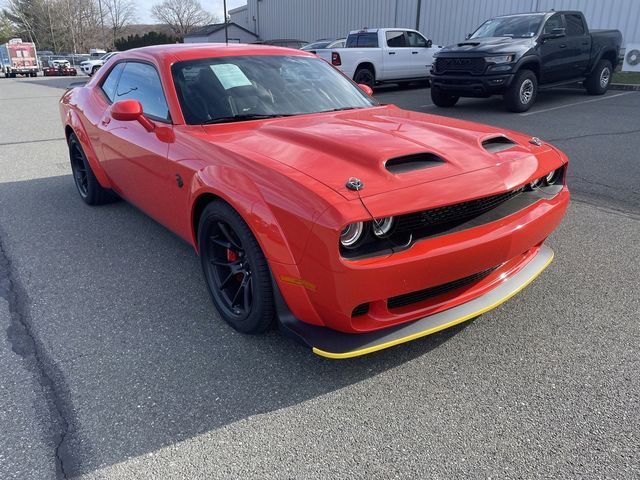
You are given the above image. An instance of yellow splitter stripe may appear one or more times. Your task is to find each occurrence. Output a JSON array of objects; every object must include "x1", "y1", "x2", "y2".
[{"x1": 313, "y1": 247, "x2": 554, "y2": 359}]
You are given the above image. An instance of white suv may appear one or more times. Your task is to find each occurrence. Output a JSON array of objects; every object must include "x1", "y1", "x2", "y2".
[{"x1": 80, "y1": 52, "x2": 117, "y2": 76}]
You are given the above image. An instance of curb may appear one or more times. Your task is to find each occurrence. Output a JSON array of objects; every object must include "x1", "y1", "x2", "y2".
[{"x1": 610, "y1": 83, "x2": 640, "y2": 91}]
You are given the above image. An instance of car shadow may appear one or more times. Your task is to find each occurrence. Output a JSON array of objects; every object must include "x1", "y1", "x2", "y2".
[{"x1": 0, "y1": 174, "x2": 471, "y2": 476}]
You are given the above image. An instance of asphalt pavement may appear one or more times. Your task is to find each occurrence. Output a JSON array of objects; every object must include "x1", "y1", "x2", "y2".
[{"x1": 0, "y1": 76, "x2": 638, "y2": 479}]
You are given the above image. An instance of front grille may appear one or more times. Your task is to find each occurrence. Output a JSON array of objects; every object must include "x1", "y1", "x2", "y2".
[
  {"x1": 396, "y1": 187, "x2": 524, "y2": 235},
  {"x1": 435, "y1": 57, "x2": 486, "y2": 75},
  {"x1": 387, "y1": 265, "x2": 499, "y2": 310}
]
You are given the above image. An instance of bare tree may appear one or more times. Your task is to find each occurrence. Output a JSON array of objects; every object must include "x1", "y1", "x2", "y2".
[
  {"x1": 103, "y1": 0, "x2": 136, "y2": 48},
  {"x1": 151, "y1": 0, "x2": 217, "y2": 38}
]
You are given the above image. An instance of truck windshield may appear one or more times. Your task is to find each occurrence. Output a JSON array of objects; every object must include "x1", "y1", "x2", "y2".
[
  {"x1": 172, "y1": 55, "x2": 376, "y2": 125},
  {"x1": 470, "y1": 15, "x2": 544, "y2": 39}
]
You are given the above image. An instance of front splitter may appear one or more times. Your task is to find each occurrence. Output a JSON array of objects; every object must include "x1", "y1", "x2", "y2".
[{"x1": 276, "y1": 245, "x2": 554, "y2": 359}]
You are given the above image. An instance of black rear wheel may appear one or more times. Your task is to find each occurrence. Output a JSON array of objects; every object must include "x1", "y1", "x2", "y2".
[
  {"x1": 354, "y1": 67, "x2": 375, "y2": 88},
  {"x1": 585, "y1": 60, "x2": 612, "y2": 95},
  {"x1": 198, "y1": 201, "x2": 274, "y2": 334},
  {"x1": 68, "y1": 133, "x2": 117, "y2": 205}
]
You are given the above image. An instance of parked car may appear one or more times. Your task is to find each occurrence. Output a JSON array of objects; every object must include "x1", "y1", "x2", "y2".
[
  {"x1": 59, "y1": 44, "x2": 569, "y2": 358},
  {"x1": 42, "y1": 57, "x2": 77, "y2": 76},
  {"x1": 80, "y1": 51, "x2": 117, "y2": 76},
  {"x1": 301, "y1": 38, "x2": 346, "y2": 53},
  {"x1": 316, "y1": 28, "x2": 441, "y2": 88},
  {"x1": 254, "y1": 39, "x2": 308, "y2": 49},
  {"x1": 430, "y1": 10, "x2": 622, "y2": 112}
]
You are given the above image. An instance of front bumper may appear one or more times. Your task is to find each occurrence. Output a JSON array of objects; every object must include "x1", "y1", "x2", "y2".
[
  {"x1": 431, "y1": 73, "x2": 515, "y2": 97},
  {"x1": 279, "y1": 244, "x2": 554, "y2": 359}
]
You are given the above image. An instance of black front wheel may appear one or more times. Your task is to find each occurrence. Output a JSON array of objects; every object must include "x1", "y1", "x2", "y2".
[
  {"x1": 354, "y1": 67, "x2": 375, "y2": 88},
  {"x1": 430, "y1": 86, "x2": 459, "y2": 107},
  {"x1": 198, "y1": 201, "x2": 274, "y2": 334},
  {"x1": 504, "y1": 70, "x2": 537, "y2": 112}
]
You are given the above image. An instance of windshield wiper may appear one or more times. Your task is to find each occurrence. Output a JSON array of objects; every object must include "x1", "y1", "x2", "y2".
[
  {"x1": 202, "y1": 114, "x2": 292, "y2": 125},
  {"x1": 323, "y1": 106, "x2": 366, "y2": 112}
]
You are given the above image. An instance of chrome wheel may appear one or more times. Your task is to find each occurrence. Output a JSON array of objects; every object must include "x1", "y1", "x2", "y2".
[
  {"x1": 520, "y1": 79, "x2": 534, "y2": 104},
  {"x1": 600, "y1": 67, "x2": 610, "y2": 88}
]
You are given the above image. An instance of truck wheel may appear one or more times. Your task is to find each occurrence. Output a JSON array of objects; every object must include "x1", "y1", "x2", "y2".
[
  {"x1": 68, "y1": 133, "x2": 117, "y2": 205},
  {"x1": 585, "y1": 60, "x2": 612, "y2": 95},
  {"x1": 91, "y1": 66, "x2": 99, "y2": 76},
  {"x1": 354, "y1": 67, "x2": 375, "y2": 88},
  {"x1": 504, "y1": 70, "x2": 537, "y2": 112},
  {"x1": 430, "y1": 86, "x2": 459, "y2": 107}
]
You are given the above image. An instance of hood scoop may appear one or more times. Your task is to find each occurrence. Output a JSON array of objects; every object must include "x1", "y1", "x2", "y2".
[
  {"x1": 457, "y1": 42, "x2": 480, "y2": 47},
  {"x1": 385, "y1": 153, "x2": 444, "y2": 174},
  {"x1": 482, "y1": 136, "x2": 517, "y2": 153}
]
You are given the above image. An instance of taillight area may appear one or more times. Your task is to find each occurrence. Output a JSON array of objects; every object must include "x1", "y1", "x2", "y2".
[{"x1": 332, "y1": 52, "x2": 342, "y2": 66}]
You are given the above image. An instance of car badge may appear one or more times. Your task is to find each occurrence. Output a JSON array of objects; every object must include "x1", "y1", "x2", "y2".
[{"x1": 529, "y1": 137, "x2": 542, "y2": 146}]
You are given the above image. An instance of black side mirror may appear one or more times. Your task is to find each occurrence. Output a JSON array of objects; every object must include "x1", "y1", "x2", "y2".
[
  {"x1": 465, "y1": 33, "x2": 471, "y2": 40},
  {"x1": 426, "y1": 39, "x2": 433, "y2": 48},
  {"x1": 542, "y1": 27, "x2": 566, "y2": 40}
]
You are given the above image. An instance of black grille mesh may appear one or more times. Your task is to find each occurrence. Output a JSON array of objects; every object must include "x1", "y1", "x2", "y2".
[
  {"x1": 387, "y1": 265, "x2": 499, "y2": 310},
  {"x1": 435, "y1": 57, "x2": 486, "y2": 74},
  {"x1": 396, "y1": 187, "x2": 524, "y2": 234}
]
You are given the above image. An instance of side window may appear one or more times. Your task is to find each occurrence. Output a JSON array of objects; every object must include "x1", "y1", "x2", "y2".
[
  {"x1": 386, "y1": 31, "x2": 406, "y2": 48},
  {"x1": 115, "y1": 62, "x2": 170, "y2": 121},
  {"x1": 543, "y1": 14, "x2": 563, "y2": 34},
  {"x1": 101, "y1": 62, "x2": 124, "y2": 102},
  {"x1": 565, "y1": 14, "x2": 585, "y2": 36},
  {"x1": 406, "y1": 31, "x2": 427, "y2": 48}
]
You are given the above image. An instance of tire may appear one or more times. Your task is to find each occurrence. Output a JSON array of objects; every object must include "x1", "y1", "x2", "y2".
[
  {"x1": 354, "y1": 66, "x2": 375, "y2": 88},
  {"x1": 91, "y1": 66, "x2": 99, "y2": 76},
  {"x1": 584, "y1": 59, "x2": 612, "y2": 95},
  {"x1": 67, "y1": 133, "x2": 117, "y2": 205},
  {"x1": 504, "y1": 69, "x2": 537, "y2": 112},
  {"x1": 430, "y1": 86, "x2": 459, "y2": 107},
  {"x1": 198, "y1": 200, "x2": 274, "y2": 334}
]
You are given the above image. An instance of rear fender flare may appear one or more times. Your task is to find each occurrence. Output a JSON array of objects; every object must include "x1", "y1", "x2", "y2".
[{"x1": 64, "y1": 109, "x2": 113, "y2": 188}]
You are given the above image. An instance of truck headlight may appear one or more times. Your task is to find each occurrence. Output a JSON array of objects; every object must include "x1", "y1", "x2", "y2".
[{"x1": 485, "y1": 54, "x2": 515, "y2": 63}]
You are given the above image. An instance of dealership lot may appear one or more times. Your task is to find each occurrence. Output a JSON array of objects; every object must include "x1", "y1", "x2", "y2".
[{"x1": 0, "y1": 76, "x2": 638, "y2": 479}]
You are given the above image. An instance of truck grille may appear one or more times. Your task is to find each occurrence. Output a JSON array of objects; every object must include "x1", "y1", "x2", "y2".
[
  {"x1": 434, "y1": 57, "x2": 486, "y2": 75},
  {"x1": 387, "y1": 265, "x2": 499, "y2": 309}
]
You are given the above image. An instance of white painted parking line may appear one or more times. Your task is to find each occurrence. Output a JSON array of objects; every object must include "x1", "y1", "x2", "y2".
[{"x1": 520, "y1": 92, "x2": 635, "y2": 116}]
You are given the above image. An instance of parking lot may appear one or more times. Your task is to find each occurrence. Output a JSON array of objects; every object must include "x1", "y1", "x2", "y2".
[{"x1": 0, "y1": 76, "x2": 638, "y2": 479}]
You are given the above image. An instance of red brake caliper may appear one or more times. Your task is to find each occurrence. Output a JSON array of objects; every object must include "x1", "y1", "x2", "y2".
[{"x1": 226, "y1": 249, "x2": 238, "y2": 262}]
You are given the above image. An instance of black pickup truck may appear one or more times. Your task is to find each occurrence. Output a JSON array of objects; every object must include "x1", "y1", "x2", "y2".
[{"x1": 430, "y1": 11, "x2": 622, "y2": 112}]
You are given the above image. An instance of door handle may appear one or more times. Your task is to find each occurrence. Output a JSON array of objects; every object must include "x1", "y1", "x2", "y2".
[
  {"x1": 582, "y1": 41, "x2": 589, "y2": 45},
  {"x1": 412, "y1": 51, "x2": 419, "y2": 54},
  {"x1": 559, "y1": 44, "x2": 567, "y2": 48},
  {"x1": 388, "y1": 51, "x2": 396, "y2": 55}
]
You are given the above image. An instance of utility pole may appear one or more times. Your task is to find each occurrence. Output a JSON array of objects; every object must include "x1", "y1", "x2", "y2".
[{"x1": 223, "y1": 0, "x2": 228, "y2": 44}]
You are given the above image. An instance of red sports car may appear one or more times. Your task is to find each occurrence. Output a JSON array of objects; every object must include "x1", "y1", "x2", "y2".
[{"x1": 59, "y1": 44, "x2": 569, "y2": 359}]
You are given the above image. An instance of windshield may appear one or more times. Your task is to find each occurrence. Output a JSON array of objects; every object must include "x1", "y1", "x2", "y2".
[
  {"x1": 470, "y1": 15, "x2": 544, "y2": 39},
  {"x1": 301, "y1": 41, "x2": 332, "y2": 51},
  {"x1": 172, "y1": 55, "x2": 376, "y2": 125}
]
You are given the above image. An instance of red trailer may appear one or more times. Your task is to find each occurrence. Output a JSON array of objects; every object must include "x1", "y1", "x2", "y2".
[{"x1": 1, "y1": 39, "x2": 39, "y2": 77}]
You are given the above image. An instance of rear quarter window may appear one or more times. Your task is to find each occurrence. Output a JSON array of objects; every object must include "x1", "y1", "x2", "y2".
[
  {"x1": 346, "y1": 33, "x2": 379, "y2": 48},
  {"x1": 100, "y1": 62, "x2": 124, "y2": 102},
  {"x1": 565, "y1": 14, "x2": 586, "y2": 36}
]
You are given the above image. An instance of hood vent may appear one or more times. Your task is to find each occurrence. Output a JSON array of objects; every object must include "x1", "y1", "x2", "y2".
[
  {"x1": 385, "y1": 153, "x2": 444, "y2": 174},
  {"x1": 457, "y1": 42, "x2": 480, "y2": 47},
  {"x1": 482, "y1": 136, "x2": 517, "y2": 153}
]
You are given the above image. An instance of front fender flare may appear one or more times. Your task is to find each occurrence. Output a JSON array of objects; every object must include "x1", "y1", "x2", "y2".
[{"x1": 65, "y1": 109, "x2": 112, "y2": 189}]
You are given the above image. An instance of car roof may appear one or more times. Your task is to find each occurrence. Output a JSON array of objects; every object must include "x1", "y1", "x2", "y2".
[{"x1": 119, "y1": 43, "x2": 315, "y2": 63}]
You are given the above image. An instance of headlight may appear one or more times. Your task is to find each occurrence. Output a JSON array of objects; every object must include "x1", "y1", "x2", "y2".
[
  {"x1": 545, "y1": 168, "x2": 561, "y2": 185},
  {"x1": 529, "y1": 178, "x2": 542, "y2": 189},
  {"x1": 485, "y1": 54, "x2": 515, "y2": 63},
  {"x1": 340, "y1": 222, "x2": 364, "y2": 248},
  {"x1": 372, "y1": 217, "x2": 395, "y2": 238}
]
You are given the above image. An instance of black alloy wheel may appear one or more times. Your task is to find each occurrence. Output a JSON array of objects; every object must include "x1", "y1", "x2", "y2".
[
  {"x1": 199, "y1": 201, "x2": 274, "y2": 333},
  {"x1": 69, "y1": 137, "x2": 89, "y2": 198}
]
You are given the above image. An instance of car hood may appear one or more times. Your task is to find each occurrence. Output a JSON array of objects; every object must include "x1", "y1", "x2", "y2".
[
  {"x1": 440, "y1": 36, "x2": 534, "y2": 54},
  {"x1": 201, "y1": 105, "x2": 552, "y2": 199}
]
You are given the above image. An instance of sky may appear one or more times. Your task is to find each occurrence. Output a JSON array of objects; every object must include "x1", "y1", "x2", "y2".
[{"x1": 134, "y1": 0, "x2": 247, "y2": 24}]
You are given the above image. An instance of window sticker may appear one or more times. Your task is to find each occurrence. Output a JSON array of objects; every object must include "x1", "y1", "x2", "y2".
[{"x1": 210, "y1": 64, "x2": 252, "y2": 89}]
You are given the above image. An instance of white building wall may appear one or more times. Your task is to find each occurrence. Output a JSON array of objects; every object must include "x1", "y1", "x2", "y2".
[{"x1": 233, "y1": 0, "x2": 640, "y2": 46}]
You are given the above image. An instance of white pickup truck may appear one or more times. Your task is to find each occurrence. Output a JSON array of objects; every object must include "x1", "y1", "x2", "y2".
[{"x1": 316, "y1": 28, "x2": 441, "y2": 87}]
